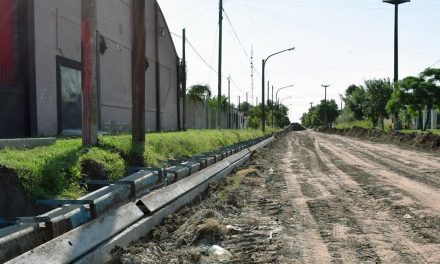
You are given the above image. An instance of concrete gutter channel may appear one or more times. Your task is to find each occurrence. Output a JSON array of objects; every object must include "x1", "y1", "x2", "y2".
[{"x1": 1, "y1": 127, "x2": 291, "y2": 263}]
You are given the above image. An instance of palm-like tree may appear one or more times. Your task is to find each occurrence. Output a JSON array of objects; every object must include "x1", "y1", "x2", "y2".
[{"x1": 187, "y1": 84, "x2": 211, "y2": 103}]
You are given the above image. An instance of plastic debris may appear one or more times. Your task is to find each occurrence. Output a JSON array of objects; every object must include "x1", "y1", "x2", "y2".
[
  {"x1": 403, "y1": 213, "x2": 412, "y2": 219},
  {"x1": 269, "y1": 167, "x2": 274, "y2": 175},
  {"x1": 226, "y1": 225, "x2": 242, "y2": 233},
  {"x1": 208, "y1": 245, "x2": 233, "y2": 261}
]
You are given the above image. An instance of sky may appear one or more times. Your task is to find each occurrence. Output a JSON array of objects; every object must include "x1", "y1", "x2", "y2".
[{"x1": 157, "y1": 0, "x2": 440, "y2": 122}]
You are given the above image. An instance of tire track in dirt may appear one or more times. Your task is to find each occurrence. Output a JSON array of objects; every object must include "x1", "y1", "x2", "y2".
[
  {"x1": 111, "y1": 131, "x2": 439, "y2": 264},
  {"x1": 315, "y1": 134, "x2": 440, "y2": 213},
  {"x1": 313, "y1": 132, "x2": 440, "y2": 189},
  {"x1": 302, "y1": 131, "x2": 439, "y2": 263},
  {"x1": 279, "y1": 136, "x2": 333, "y2": 264},
  {"x1": 314, "y1": 132, "x2": 440, "y2": 170},
  {"x1": 288, "y1": 133, "x2": 382, "y2": 263}
]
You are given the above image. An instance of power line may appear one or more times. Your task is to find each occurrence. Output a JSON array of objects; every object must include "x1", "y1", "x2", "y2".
[
  {"x1": 222, "y1": 8, "x2": 261, "y2": 78},
  {"x1": 428, "y1": 58, "x2": 440, "y2": 69},
  {"x1": 170, "y1": 31, "x2": 246, "y2": 95}
]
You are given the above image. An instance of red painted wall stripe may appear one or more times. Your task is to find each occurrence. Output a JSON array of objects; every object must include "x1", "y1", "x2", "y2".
[{"x1": 0, "y1": 0, "x2": 14, "y2": 69}]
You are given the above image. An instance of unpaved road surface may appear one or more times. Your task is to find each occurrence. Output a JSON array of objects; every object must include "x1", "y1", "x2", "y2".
[{"x1": 113, "y1": 131, "x2": 440, "y2": 264}]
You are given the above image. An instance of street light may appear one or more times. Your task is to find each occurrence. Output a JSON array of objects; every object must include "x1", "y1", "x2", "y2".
[
  {"x1": 273, "y1": 84, "x2": 293, "y2": 128},
  {"x1": 275, "y1": 85, "x2": 294, "y2": 103},
  {"x1": 321, "y1": 84, "x2": 330, "y2": 128},
  {"x1": 262, "y1": 47, "x2": 295, "y2": 132},
  {"x1": 280, "y1": 96, "x2": 292, "y2": 104},
  {"x1": 277, "y1": 96, "x2": 292, "y2": 128},
  {"x1": 383, "y1": 0, "x2": 410, "y2": 130}
]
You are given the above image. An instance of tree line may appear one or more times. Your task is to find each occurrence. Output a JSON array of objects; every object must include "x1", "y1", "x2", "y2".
[
  {"x1": 186, "y1": 84, "x2": 291, "y2": 129},
  {"x1": 301, "y1": 68, "x2": 440, "y2": 131}
]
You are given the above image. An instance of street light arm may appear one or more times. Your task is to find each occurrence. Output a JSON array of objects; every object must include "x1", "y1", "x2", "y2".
[
  {"x1": 276, "y1": 85, "x2": 294, "y2": 101},
  {"x1": 280, "y1": 96, "x2": 293, "y2": 104},
  {"x1": 264, "y1": 47, "x2": 295, "y2": 63}
]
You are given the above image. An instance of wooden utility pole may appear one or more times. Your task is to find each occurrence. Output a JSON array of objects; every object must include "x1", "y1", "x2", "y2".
[
  {"x1": 131, "y1": 0, "x2": 146, "y2": 162},
  {"x1": 154, "y1": 1, "x2": 161, "y2": 132},
  {"x1": 81, "y1": 0, "x2": 98, "y2": 147},
  {"x1": 228, "y1": 76, "x2": 231, "y2": 129},
  {"x1": 217, "y1": 0, "x2": 223, "y2": 129},
  {"x1": 182, "y1": 28, "x2": 187, "y2": 131}
]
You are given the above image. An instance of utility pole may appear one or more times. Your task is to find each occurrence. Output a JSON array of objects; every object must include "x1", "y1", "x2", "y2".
[
  {"x1": 228, "y1": 75, "x2": 231, "y2": 129},
  {"x1": 238, "y1": 96, "x2": 241, "y2": 110},
  {"x1": 267, "y1": 81, "x2": 270, "y2": 105},
  {"x1": 217, "y1": 0, "x2": 223, "y2": 129},
  {"x1": 310, "y1": 102, "x2": 313, "y2": 108},
  {"x1": 262, "y1": 59, "x2": 265, "y2": 132},
  {"x1": 154, "y1": 1, "x2": 161, "y2": 132},
  {"x1": 246, "y1": 92, "x2": 248, "y2": 103},
  {"x1": 256, "y1": 97, "x2": 258, "y2": 105},
  {"x1": 251, "y1": 46, "x2": 254, "y2": 105},
  {"x1": 384, "y1": 0, "x2": 409, "y2": 130},
  {"x1": 81, "y1": 0, "x2": 98, "y2": 147},
  {"x1": 322, "y1": 84, "x2": 330, "y2": 128},
  {"x1": 271, "y1": 85, "x2": 274, "y2": 127},
  {"x1": 182, "y1": 28, "x2": 187, "y2": 131},
  {"x1": 131, "y1": 0, "x2": 146, "y2": 162}
]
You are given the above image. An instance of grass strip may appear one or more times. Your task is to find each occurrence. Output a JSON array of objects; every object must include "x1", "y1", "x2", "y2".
[{"x1": 0, "y1": 129, "x2": 269, "y2": 199}]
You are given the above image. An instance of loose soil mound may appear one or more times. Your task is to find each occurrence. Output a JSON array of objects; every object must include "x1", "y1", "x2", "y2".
[
  {"x1": 0, "y1": 167, "x2": 50, "y2": 221},
  {"x1": 317, "y1": 126, "x2": 440, "y2": 152},
  {"x1": 290, "y1": 122, "x2": 306, "y2": 131}
]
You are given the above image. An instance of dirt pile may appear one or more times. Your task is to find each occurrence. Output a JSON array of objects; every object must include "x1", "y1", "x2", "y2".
[
  {"x1": 317, "y1": 126, "x2": 440, "y2": 152},
  {"x1": 289, "y1": 122, "x2": 306, "y2": 131}
]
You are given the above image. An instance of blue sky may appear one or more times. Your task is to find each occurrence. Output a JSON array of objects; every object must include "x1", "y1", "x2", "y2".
[{"x1": 157, "y1": 0, "x2": 440, "y2": 122}]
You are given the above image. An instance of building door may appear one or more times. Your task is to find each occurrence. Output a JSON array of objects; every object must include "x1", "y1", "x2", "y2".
[{"x1": 56, "y1": 56, "x2": 82, "y2": 135}]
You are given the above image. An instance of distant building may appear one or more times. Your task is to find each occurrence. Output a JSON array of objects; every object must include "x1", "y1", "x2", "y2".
[{"x1": 0, "y1": 0, "x2": 180, "y2": 138}]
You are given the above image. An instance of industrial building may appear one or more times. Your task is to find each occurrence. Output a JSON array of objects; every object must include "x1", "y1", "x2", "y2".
[{"x1": 0, "y1": 0, "x2": 180, "y2": 138}]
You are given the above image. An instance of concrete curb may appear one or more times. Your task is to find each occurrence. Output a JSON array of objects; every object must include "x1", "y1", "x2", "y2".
[
  {"x1": 0, "y1": 138, "x2": 56, "y2": 149},
  {"x1": 1, "y1": 133, "x2": 277, "y2": 263},
  {"x1": 75, "y1": 137, "x2": 272, "y2": 263}
]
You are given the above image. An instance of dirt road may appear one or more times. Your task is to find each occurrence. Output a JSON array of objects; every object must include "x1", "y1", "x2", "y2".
[{"x1": 113, "y1": 131, "x2": 440, "y2": 264}]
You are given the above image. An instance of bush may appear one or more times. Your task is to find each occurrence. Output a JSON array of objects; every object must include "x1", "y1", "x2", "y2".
[{"x1": 247, "y1": 116, "x2": 261, "y2": 129}]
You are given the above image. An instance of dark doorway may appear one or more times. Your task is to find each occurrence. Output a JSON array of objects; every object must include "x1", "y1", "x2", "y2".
[
  {"x1": 0, "y1": 84, "x2": 27, "y2": 138},
  {"x1": 56, "y1": 56, "x2": 82, "y2": 135}
]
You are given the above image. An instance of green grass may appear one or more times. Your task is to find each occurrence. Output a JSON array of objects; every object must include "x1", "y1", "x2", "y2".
[
  {"x1": 335, "y1": 120, "x2": 373, "y2": 129},
  {"x1": 400, "y1": 129, "x2": 440, "y2": 135},
  {"x1": 0, "y1": 129, "x2": 269, "y2": 199},
  {"x1": 0, "y1": 139, "x2": 84, "y2": 198},
  {"x1": 99, "y1": 129, "x2": 267, "y2": 167}
]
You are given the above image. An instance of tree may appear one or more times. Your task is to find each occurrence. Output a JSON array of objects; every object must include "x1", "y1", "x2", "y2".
[
  {"x1": 208, "y1": 95, "x2": 228, "y2": 111},
  {"x1": 396, "y1": 73, "x2": 440, "y2": 131},
  {"x1": 301, "y1": 106, "x2": 321, "y2": 128},
  {"x1": 343, "y1": 84, "x2": 367, "y2": 120},
  {"x1": 247, "y1": 116, "x2": 261, "y2": 129},
  {"x1": 239, "y1": 101, "x2": 251, "y2": 116},
  {"x1": 187, "y1": 84, "x2": 211, "y2": 103},
  {"x1": 397, "y1": 76, "x2": 426, "y2": 130},
  {"x1": 317, "y1": 99, "x2": 340, "y2": 128},
  {"x1": 420, "y1": 68, "x2": 440, "y2": 130},
  {"x1": 364, "y1": 79, "x2": 393, "y2": 130}
]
